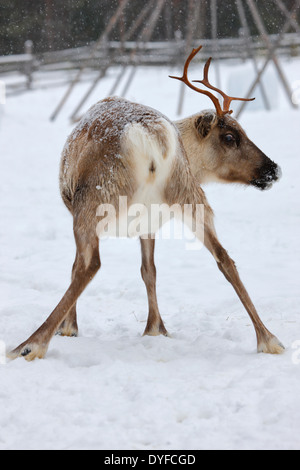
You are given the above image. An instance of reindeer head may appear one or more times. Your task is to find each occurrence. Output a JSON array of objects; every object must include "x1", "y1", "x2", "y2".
[{"x1": 170, "y1": 46, "x2": 281, "y2": 190}]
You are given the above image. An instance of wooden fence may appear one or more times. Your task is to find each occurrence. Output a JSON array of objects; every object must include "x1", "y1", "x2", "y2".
[{"x1": 1, "y1": 34, "x2": 299, "y2": 95}]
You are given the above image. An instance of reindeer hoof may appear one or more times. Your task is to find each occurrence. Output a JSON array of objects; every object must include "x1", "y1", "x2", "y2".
[
  {"x1": 56, "y1": 318, "x2": 78, "y2": 337},
  {"x1": 143, "y1": 322, "x2": 170, "y2": 337},
  {"x1": 257, "y1": 335, "x2": 285, "y2": 355},
  {"x1": 56, "y1": 326, "x2": 78, "y2": 337},
  {"x1": 7, "y1": 342, "x2": 48, "y2": 361}
]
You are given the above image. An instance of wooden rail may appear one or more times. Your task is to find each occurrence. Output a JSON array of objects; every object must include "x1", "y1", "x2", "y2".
[{"x1": 1, "y1": 34, "x2": 299, "y2": 95}]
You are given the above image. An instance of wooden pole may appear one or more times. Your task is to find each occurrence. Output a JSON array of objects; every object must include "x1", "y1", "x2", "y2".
[
  {"x1": 50, "y1": 0, "x2": 130, "y2": 121},
  {"x1": 70, "y1": 0, "x2": 166, "y2": 121},
  {"x1": 123, "y1": 2, "x2": 153, "y2": 41},
  {"x1": 107, "y1": 1, "x2": 154, "y2": 97},
  {"x1": 272, "y1": 0, "x2": 300, "y2": 33},
  {"x1": 140, "y1": 0, "x2": 166, "y2": 42},
  {"x1": 24, "y1": 40, "x2": 34, "y2": 90},
  {"x1": 236, "y1": 0, "x2": 300, "y2": 117},
  {"x1": 235, "y1": 0, "x2": 271, "y2": 111},
  {"x1": 246, "y1": 0, "x2": 297, "y2": 110},
  {"x1": 120, "y1": 0, "x2": 167, "y2": 97}
]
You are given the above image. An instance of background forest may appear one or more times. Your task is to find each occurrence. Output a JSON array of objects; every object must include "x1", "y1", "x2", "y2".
[{"x1": 0, "y1": 0, "x2": 299, "y2": 55}]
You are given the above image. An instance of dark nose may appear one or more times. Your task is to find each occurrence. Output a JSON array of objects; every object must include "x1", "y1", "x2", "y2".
[{"x1": 251, "y1": 159, "x2": 282, "y2": 190}]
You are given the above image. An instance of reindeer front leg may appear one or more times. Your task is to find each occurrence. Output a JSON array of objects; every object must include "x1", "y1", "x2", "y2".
[
  {"x1": 165, "y1": 164, "x2": 284, "y2": 354},
  {"x1": 203, "y1": 226, "x2": 285, "y2": 354}
]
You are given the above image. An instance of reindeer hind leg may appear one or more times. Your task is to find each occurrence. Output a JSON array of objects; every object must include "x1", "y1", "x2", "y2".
[
  {"x1": 140, "y1": 237, "x2": 169, "y2": 337},
  {"x1": 8, "y1": 208, "x2": 101, "y2": 361},
  {"x1": 56, "y1": 252, "x2": 80, "y2": 337}
]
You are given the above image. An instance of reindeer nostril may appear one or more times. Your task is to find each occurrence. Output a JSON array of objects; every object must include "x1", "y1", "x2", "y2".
[
  {"x1": 251, "y1": 161, "x2": 281, "y2": 190},
  {"x1": 263, "y1": 162, "x2": 280, "y2": 180}
]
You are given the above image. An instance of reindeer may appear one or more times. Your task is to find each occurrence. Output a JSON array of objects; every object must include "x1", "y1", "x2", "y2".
[{"x1": 9, "y1": 46, "x2": 284, "y2": 361}]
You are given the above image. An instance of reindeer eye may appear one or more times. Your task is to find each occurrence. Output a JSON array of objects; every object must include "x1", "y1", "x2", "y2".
[
  {"x1": 224, "y1": 133, "x2": 235, "y2": 143},
  {"x1": 220, "y1": 131, "x2": 240, "y2": 147}
]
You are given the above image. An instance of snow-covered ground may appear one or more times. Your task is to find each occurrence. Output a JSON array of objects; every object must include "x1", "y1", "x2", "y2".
[{"x1": 0, "y1": 57, "x2": 300, "y2": 450}]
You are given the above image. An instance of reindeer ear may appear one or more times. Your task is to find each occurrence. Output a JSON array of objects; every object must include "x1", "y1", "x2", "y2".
[{"x1": 195, "y1": 113, "x2": 216, "y2": 138}]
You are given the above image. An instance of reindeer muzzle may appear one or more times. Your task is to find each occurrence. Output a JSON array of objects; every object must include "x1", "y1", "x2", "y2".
[{"x1": 251, "y1": 160, "x2": 282, "y2": 191}]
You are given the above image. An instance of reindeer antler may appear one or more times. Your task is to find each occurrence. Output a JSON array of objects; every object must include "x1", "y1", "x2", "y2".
[{"x1": 169, "y1": 45, "x2": 255, "y2": 116}]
